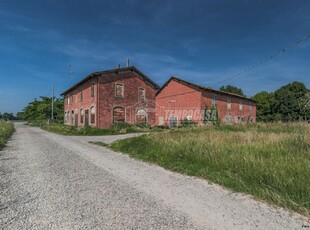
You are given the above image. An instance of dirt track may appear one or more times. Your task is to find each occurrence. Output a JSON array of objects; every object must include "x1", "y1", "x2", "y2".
[{"x1": 0, "y1": 123, "x2": 307, "y2": 229}]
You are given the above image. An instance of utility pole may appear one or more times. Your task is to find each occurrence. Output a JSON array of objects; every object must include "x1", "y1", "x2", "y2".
[{"x1": 51, "y1": 85, "x2": 54, "y2": 122}]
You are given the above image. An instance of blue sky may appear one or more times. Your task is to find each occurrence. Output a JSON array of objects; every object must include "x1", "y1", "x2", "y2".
[{"x1": 1, "y1": 0, "x2": 310, "y2": 114}]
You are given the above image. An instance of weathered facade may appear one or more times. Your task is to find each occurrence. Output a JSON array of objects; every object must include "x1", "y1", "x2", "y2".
[
  {"x1": 62, "y1": 66, "x2": 160, "y2": 128},
  {"x1": 156, "y1": 77, "x2": 256, "y2": 126}
]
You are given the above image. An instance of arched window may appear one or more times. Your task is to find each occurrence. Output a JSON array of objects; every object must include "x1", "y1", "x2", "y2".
[
  {"x1": 80, "y1": 109, "x2": 84, "y2": 124},
  {"x1": 136, "y1": 109, "x2": 147, "y2": 124},
  {"x1": 90, "y1": 106, "x2": 95, "y2": 124},
  {"x1": 113, "y1": 107, "x2": 125, "y2": 123}
]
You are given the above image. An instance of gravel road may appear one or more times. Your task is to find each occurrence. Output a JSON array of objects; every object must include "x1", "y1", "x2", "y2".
[{"x1": 0, "y1": 123, "x2": 307, "y2": 229}]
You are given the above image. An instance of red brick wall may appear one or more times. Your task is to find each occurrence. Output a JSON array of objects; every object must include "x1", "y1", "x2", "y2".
[
  {"x1": 64, "y1": 78, "x2": 98, "y2": 127},
  {"x1": 201, "y1": 91, "x2": 256, "y2": 123},
  {"x1": 64, "y1": 70, "x2": 157, "y2": 128},
  {"x1": 97, "y1": 71, "x2": 157, "y2": 128},
  {"x1": 155, "y1": 79, "x2": 256, "y2": 126},
  {"x1": 156, "y1": 80, "x2": 202, "y2": 126}
]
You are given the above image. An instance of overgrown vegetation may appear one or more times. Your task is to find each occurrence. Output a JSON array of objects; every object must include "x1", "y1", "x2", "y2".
[
  {"x1": 106, "y1": 123, "x2": 310, "y2": 215},
  {"x1": 17, "y1": 96, "x2": 64, "y2": 124},
  {"x1": 41, "y1": 123, "x2": 166, "y2": 136},
  {"x1": 252, "y1": 81, "x2": 310, "y2": 122},
  {"x1": 0, "y1": 120, "x2": 15, "y2": 150}
]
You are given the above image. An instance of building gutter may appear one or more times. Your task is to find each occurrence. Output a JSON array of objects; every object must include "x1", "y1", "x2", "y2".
[{"x1": 96, "y1": 76, "x2": 99, "y2": 128}]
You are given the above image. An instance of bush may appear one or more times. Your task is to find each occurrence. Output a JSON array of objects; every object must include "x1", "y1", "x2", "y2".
[
  {"x1": 0, "y1": 120, "x2": 15, "y2": 150},
  {"x1": 180, "y1": 118, "x2": 197, "y2": 128}
]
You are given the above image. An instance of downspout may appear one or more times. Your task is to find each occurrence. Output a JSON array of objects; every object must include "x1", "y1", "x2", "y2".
[{"x1": 96, "y1": 76, "x2": 99, "y2": 128}]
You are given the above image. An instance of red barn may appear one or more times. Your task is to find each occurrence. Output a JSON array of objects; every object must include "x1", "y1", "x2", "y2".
[
  {"x1": 61, "y1": 66, "x2": 160, "y2": 128},
  {"x1": 156, "y1": 77, "x2": 256, "y2": 127}
]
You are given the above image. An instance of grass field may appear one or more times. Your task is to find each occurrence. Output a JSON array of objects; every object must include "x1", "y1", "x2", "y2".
[
  {"x1": 41, "y1": 123, "x2": 166, "y2": 136},
  {"x1": 105, "y1": 123, "x2": 310, "y2": 215},
  {"x1": 0, "y1": 120, "x2": 15, "y2": 150}
]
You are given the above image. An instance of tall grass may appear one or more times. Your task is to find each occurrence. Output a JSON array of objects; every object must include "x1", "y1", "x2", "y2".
[
  {"x1": 0, "y1": 120, "x2": 15, "y2": 150},
  {"x1": 41, "y1": 123, "x2": 166, "y2": 136},
  {"x1": 110, "y1": 123, "x2": 310, "y2": 215}
]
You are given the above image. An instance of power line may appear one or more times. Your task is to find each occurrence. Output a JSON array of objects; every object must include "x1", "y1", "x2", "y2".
[{"x1": 213, "y1": 33, "x2": 310, "y2": 87}]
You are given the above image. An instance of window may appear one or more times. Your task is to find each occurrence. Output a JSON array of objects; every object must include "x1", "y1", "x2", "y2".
[
  {"x1": 80, "y1": 91, "x2": 83, "y2": 102},
  {"x1": 239, "y1": 101, "x2": 243, "y2": 111},
  {"x1": 138, "y1": 88, "x2": 146, "y2": 102},
  {"x1": 67, "y1": 111, "x2": 70, "y2": 124},
  {"x1": 115, "y1": 83, "x2": 124, "y2": 98},
  {"x1": 80, "y1": 109, "x2": 84, "y2": 124},
  {"x1": 113, "y1": 107, "x2": 125, "y2": 123},
  {"x1": 169, "y1": 116, "x2": 178, "y2": 128},
  {"x1": 136, "y1": 109, "x2": 147, "y2": 124},
  {"x1": 158, "y1": 117, "x2": 164, "y2": 126},
  {"x1": 224, "y1": 115, "x2": 233, "y2": 124},
  {"x1": 71, "y1": 95, "x2": 74, "y2": 104},
  {"x1": 212, "y1": 95, "x2": 217, "y2": 106},
  {"x1": 90, "y1": 106, "x2": 95, "y2": 124},
  {"x1": 71, "y1": 111, "x2": 74, "y2": 124},
  {"x1": 91, "y1": 84, "x2": 95, "y2": 97},
  {"x1": 249, "y1": 104, "x2": 252, "y2": 112},
  {"x1": 227, "y1": 97, "x2": 231, "y2": 110}
]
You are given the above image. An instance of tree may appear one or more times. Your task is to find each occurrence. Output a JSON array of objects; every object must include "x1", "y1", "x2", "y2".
[
  {"x1": 273, "y1": 81, "x2": 309, "y2": 122},
  {"x1": 1, "y1": 113, "x2": 16, "y2": 120},
  {"x1": 252, "y1": 91, "x2": 275, "y2": 122},
  {"x1": 219, "y1": 85, "x2": 246, "y2": 97},
  {"x1": 20, "y1": 96, "x2": 64, "y2": 123}
]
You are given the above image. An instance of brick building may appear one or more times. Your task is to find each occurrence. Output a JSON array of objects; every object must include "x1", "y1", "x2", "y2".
[
  {"x1": 156, "y1": 77, "x2": 256, "y2": 127},
  {"x1": 61, "y1": 66, "x2": 160, "y2": 128}
]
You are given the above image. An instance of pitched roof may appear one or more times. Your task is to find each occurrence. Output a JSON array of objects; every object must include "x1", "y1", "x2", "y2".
[
  {"x1": 157, "y1": 76, "x2": 256, "y2": 103},
  {"x1": 61, "y1": 66, "x2": 160, "y2": 95}
]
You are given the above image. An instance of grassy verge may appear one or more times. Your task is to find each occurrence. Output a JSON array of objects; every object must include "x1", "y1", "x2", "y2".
[
  {"x1": 41, "y1": 123, "x2": 167, "y2": 136},
  {"x1": 103, "y1": 122, "x2": 310, "y2": 215},
  {"x1": 0, "y1": 120, "x2": 15, "y2": 150}
]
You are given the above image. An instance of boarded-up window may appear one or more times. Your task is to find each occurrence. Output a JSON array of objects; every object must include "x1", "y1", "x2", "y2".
[
  {"x1": 239, "y1": 101, "x2": 243, "y2": 111},
  {"x1": 91, "y1": 84, "x2": 95, "y2": 97},
  {"x1": 80, "y1": 109, "x2": 84, "y2": 124},
  {"x1": 249, "y1": 104, "x2": 252, "y2": 112},
  {"x1": 80, "y1": 91, "x2": 83, "y2": 101},
  {"x1": 90, "y1": 106, "x2": 95, "y2": 124},
  {"x1": 169, "y1": 116, "x2": 178, "y2": 128},
  {"x1": 224, "y1": 115, "x2": 233, "y2": 124},
  {"x1": 64, "y1": 112, "x2": 67, "y2": 123},
  {"x1": 113, "y1": 107, "x2": 125, "y2": 123},
  {"x1": 227, "y1": 97, "x2": 231, "y2": 110},
  {"x1": 67, "y1": 112, "x2": 70, "y2": 124},
  {"x1": 115, "y1": 83, "x2": 124, "y2": 98},
  {"x1": 136, "y1": 109, "x2": 147, "y2": 124},
  {"x1": 138, "y1": 88, "x2": 146, "y2": 102},
  {"x1": 158, "y1": 117, "x2": 164, "y2": 126}
]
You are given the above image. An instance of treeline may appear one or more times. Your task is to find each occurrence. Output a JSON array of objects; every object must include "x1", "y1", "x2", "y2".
[
  {"x1": 0, "y1": 113, "x2": 17, "y2": 120},
  {"x1": 17, "y1": 97, "x2": 64, "y2": 123},
  {"x1": 252, "y1": 81, "x2": 310, "y2": 122}
]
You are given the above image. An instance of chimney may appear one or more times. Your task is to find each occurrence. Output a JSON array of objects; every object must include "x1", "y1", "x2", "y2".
[{"x1": 126, "y1": 58, "x2": 130, "y2": 67}]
